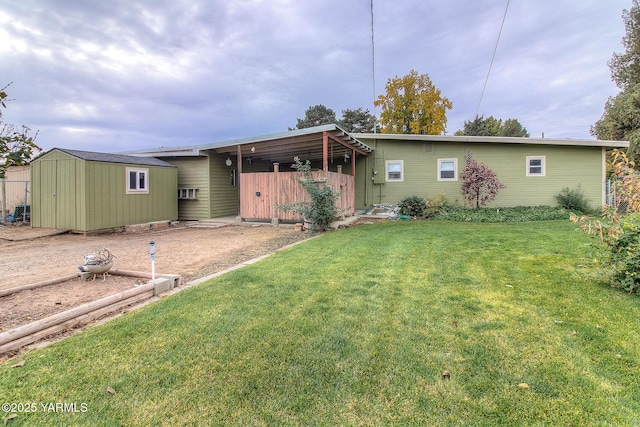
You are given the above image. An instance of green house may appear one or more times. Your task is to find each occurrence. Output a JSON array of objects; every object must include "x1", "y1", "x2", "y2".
[
  {"x1": 128, "y1": 126, "x2": 628, "y2": 221},
  {"x1": 31, "y1": 148, "x2": 178, "y2": 232},
  {"x1": 353, "y1": 134, "x2": 629, "y2": 210}
]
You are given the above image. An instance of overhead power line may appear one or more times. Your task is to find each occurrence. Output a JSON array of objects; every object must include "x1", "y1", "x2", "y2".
[
  {"x1": 370, "y1": 0, "x2": 377, "y2": 133},
  {"x1": 475, "y1": 0, "x2": 511, "y2": 117}
]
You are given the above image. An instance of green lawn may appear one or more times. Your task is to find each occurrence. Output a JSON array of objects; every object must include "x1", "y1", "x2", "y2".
[{"x1": 2, "y1": 220, "x2": 640, "y2": 426}]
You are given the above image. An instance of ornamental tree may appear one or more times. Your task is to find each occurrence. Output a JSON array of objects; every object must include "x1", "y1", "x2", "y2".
[
  {"x1": 460, "y1": 153, "x2": 506, "y2": 208},
  {"x1": 0, "y1": 83, "x2": 40, "y2": 178}
]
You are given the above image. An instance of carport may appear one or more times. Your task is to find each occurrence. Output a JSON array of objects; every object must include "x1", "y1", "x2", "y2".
[{"x1": 211, "y1": 125, "x2": 372, "y2": 221}]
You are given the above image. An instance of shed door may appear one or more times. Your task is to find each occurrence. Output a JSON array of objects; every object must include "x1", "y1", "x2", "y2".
[{"x1": 39, "y1": 159, "x2": 77, "y2": 229}]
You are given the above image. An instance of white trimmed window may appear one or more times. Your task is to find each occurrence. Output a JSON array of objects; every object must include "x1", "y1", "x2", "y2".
[
  {"x1": 438, "y1": 158, "x2": 458, "y2": 181},
  {"x1": 526, "y1": 156, "x2": 545, "y2": 176},
  {"x1": 386, "y1": 160, "x2": 404, "y2": 182},
  {"x1": 126, "y1": 167, "x2": 149, "y2": 194}
]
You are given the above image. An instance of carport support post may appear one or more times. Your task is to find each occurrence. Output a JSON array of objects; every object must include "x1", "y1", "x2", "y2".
[
  {"x1": 272, "y1": 162, "x2": 280, "y2": 225},
  {"x1": 322, "y1": 132, "x2": 329, "y2": 173},
  {"x1": 236, "y1": 145, "x2": 243, "y2": 175},
  {"x1": 351, "y1": 148, "x2": 356, "y2": 176}
]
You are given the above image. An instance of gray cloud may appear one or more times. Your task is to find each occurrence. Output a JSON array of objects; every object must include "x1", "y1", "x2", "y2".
[{"x1": 0, "y1": 0, "x2": 630, "y2": 152}]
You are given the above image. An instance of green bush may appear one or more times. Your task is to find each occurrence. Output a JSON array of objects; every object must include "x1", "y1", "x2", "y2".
[
  {"x1": 555, "y1": 186, "x2": 591, "y2": 213},
  {"x1": 277, "y1": 157, "x2": 340, "y2": 232},
  {"x1": 572, "y1": 150, "x2": 640, "y2": 295},
  {"x1": 433, "y1": 206, "x2": 571, "y2": 222},
  {"x1": 597, "y1": 213, "x2": 640, "y2": 293},
  {"x1": 429, "y1": 192, "x2": 451, "y2": 209},
  {"x1": 397, "y1": 196, "x2": 427, "y2": 217}
]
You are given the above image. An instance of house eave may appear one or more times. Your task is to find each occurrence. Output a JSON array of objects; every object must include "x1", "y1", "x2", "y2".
[{"x1": 355, "y1": 133, "x2": 630, "y2": 148}]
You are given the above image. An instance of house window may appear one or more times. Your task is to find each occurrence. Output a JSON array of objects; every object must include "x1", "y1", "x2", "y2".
[
  {"x1": 178, "y1": 188, "x2": 198, "y2": 199},
  {"x1": 386, "y1": 160, "x2": 404, "y2": 182},
  {"x1": 526, "y1": 156, "x2": 545, "y2": 176},
  {"x1": 438, "y1": 158, "x2": 457, "y2": 181},
  {"x1": 126, "y1": 168, "x2": 149, "y2": 194}
]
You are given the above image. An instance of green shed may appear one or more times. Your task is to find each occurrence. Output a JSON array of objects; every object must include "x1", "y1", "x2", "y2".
[{"x1": 31, "y1": 148, "x2": 178, "y2": 232}]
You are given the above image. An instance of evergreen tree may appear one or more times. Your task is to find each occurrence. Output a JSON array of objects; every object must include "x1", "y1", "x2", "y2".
[
  {"x1": 291, "y1": 105, "x2": 337, "y2": 130},
  {"x1": 455, "y1": 115, "x2": 529, "y2": 137},
  {"x1": 592, "y1": 1, "x2": 640, "y2": 163}
]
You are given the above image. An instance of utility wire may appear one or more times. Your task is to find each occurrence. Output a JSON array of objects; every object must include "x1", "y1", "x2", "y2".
[
  {"x1": 475, "y1": 0, "x2": 510, "y2": 117},
  {"x1": 370, "y1": 0, "x2": 377, "y2": 133}
]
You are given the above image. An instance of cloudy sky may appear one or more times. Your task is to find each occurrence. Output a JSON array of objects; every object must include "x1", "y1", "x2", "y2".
[{"x1": 0, "y1": 1, "x2": 631, "y2": 153}]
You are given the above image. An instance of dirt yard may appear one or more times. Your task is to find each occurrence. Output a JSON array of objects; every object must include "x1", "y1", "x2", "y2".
[{"x1": 0, "y1": 222, "x2": 310, "y2": 332}]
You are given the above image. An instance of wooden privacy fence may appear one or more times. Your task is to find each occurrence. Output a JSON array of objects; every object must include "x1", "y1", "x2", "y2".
[{"x1": 239, "y1": 170, "x2": 354, "y2": 221}]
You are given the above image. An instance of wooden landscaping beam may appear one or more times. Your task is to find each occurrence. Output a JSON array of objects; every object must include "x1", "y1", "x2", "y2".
[
  {"x1": 0, "y1": 291, "x2": 152, "y2": 355},
  {"x1": 0, "y1": 284, "x2": 155, "y2": 348},
  {"x1": 0, "y1": 274, "x2": 78, "y2": 297}
]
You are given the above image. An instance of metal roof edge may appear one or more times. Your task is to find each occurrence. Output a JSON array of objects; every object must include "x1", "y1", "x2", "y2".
[
  {"x1": 198, "y1": 124, "x2": 373, "y2": 152},
  {"x1": 354, "y1": 133, "x2": 630, "y2": 148},
  {"x1": 120, "y1": 147, "x2": 203, "y2": 157},
  {"x1": 40, "y1": 148, "x2": 177, "y2": 167}
]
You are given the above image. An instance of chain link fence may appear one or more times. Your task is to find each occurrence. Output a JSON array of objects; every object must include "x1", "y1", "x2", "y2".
[{"x1": 0, "y1": 180, "x2": 30, "y2": 223}]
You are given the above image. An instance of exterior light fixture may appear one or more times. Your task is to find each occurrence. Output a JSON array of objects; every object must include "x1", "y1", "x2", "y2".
[{"x1": 225, "y1": 157, "x2": 232, "y2": 167}]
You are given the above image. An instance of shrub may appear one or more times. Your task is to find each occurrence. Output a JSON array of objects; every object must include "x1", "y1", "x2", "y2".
[
  {"x1": 555, "y1": 186, "x2": 591, "y2": 213},
  {"x1": 575, "y1": 212, "x2": 640, "y2": 293},
  {"x1": 397, "y1": 195, "x2": 427, "y2": 217},
  {"x1": 460, "y1": 153, "x2": 506, "y2": 208},
  {"x1": 423, "y1": 192, "x2": 451, "y2": 218},
  {"x1": 572, "y1": 149, "x2": 640, "y2": 294},
  {"x1": 277, "y1": 157, "x2": 340, "y2": 232},
  {"x1": 607, "y1": 213, "x2": 640, "y2": 292},
  {"x1": 434, "y1": 205, "x2": 570, "y2": 222}
]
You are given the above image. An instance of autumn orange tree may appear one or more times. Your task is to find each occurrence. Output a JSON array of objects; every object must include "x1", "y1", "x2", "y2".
[{"x1": 374, "y1": 69, "x2": 452, "y2": 134}]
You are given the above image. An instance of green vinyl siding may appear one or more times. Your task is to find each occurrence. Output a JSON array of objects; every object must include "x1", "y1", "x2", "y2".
[
  {"x1": 164, "y1": 157, "x2": 211, "y2": 220},
  {"x1": 158, "y1": 154, "x2": 240, "y2": 220},
  {"x1": 465, "y1": 143, "x2": 603, "y2": 207},
  {"x1": 210, "y1": 153, "x2": 239, "y2": 217},
  {"x1": 355, "y1": 140, "x2": 605, "y2": 209}
]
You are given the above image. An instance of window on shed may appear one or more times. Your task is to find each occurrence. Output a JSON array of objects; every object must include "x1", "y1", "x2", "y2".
[
  {"x1": 386, "y1": 160, "x2": 404, "y2": 182},
  {"x1": 126, "y1": 167, "x2": 149, "y2": 194},
  {"x1": 526, "y1": 156, "x2": 545, "y2": 176},
  {"x1": 438, "y1": 158, "x2": 457, "y2": 181}
]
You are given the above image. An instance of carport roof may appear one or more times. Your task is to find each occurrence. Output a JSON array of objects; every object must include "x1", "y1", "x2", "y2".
[{"x1": 125, "y1": 124, "x2": 373, "y2": 164}]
